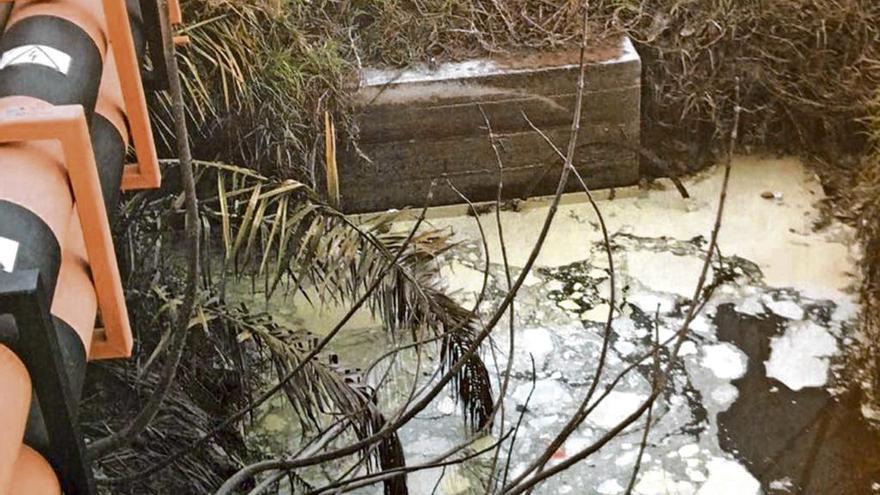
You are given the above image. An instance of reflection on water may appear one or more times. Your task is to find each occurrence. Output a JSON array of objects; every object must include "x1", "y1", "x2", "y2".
[{"x1": 716, "y1": 305, "x2": 880, "y2": 494}]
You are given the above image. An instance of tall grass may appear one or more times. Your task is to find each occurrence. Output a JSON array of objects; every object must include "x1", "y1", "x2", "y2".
[{"x1": 155, "y1": 0, "x2": 879, "y2": 190}]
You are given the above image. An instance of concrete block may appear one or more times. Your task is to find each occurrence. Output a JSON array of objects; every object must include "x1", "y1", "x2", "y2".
[{"x1": 339, "y1": 37, "x2": 642, "y2": 213}]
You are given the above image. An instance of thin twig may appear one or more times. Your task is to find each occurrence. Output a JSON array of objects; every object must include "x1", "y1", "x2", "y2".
[
  {"x1": 102, "y1": 187, "x2": 435, "y2": 486},
  {"x1": 503, "y1": 77, "x2": 742, "y2": 495},
  {"x1": 476, "y1": 105, "x2": 518, "y2": 494},
  {"x1": 624, "y1": 305, "x2": 661, "y2": 495},
  {"x1": 88, "y1": 0, "x2": 201, "y2": 459}
]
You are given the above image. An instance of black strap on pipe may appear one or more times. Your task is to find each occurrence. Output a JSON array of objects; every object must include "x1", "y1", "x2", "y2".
[{"x1": 0, "y1": 15, "x2": 103, "y2": 118}]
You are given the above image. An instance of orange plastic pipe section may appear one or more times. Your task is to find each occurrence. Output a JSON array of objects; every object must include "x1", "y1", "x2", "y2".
[
  {"x1": 0, "y1": 345, "x2": 32, "y2": 494},
  {"x1": 51, "y1": 52, "x2": 128, "y2": 356},
  {"x1": 7, "y1": 446, "x2": 61, "y2": 495},
  {"x1": 0, "y1": 0, "x2": 137, "y2": 491},
  {"x1": 51, "y1": 212, "x2": 99, "y2": 352},
  {"x1": 94, "y1": 52, "x2": 128, "y2": 145},
  {"x1": 0, "y1": 0, "x2": 111, "y2": 243},
  {"x1": 0, "y1": 97, "x2": 72, "y2": 243},
  {"x1": 101, "y1": 0, "x2": 161, "y2": 191}
]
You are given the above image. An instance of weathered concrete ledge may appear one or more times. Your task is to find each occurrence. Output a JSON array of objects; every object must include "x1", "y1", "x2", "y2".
[{"x1": 339, "y1": 37, "x2": 642, "y2": 213}]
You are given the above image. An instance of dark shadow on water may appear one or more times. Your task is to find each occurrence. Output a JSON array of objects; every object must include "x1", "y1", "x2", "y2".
[{"x1": 714, "y1": 304, "x2": 880, "y2": 494}]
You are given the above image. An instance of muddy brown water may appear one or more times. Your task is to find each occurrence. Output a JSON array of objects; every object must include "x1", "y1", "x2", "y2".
[{"x1": 715, "y1": 305, "x2": 880, "y2": 494}]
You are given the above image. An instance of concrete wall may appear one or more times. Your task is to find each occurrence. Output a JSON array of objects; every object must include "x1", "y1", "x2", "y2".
[{"x1": 339, "y1": 37, "x2": 642, "y2": 213}]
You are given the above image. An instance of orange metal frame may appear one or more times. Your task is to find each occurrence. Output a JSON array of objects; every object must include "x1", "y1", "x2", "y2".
[
  {"x1": 0, "y1": 0, "x2": 165, "y2": 191},
  {"x1": 168, "y1": 0, "x2": 182, "y2": 25},
  {"x1": 0, "y1": 104, "x2": 131, "y2": 359},
  {"x1": 101, "y1": 0, "x2": 161, "y2": 191},
  {"x1": 0, "y1": 0, "x2": 185, "y2": 357}
]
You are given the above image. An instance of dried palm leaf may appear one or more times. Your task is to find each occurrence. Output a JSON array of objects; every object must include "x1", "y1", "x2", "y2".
[
  {"x1": 207, "y1": 303, "x2": 408, "y2": 494},
  {"x1": 200, "y1": 160, "x2": 494, "y2": 430}
]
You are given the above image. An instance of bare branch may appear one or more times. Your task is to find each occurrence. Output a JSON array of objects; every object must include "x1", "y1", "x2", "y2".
[{"x1": 88, "y1": 0, "x2": 201, "y2": 459}]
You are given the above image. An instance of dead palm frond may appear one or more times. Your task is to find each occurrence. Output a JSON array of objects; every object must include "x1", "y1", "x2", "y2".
[
  {"x1": 83, "y1": 336, "x2": 247, "y2": 495},
  {"x1": 208, "y1": 303, "x2": 409, "y2": 494},
  {"x1": 197, "y1": 159, "x2": 494, "y2": 431}
]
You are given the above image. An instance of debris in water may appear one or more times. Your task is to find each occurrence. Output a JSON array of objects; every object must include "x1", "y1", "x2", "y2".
[{"x1": 769, "y1": 477, "x2": 795, "y2": 492}]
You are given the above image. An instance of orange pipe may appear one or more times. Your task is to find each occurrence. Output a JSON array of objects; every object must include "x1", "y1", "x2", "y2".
[
  {"x1": 94, "y1": 52, "x2": 128, "y2": 144},
  {"x1": 51, "y1": 212, "x2": 98, "y2": 353},
  {"x1": 51, "y1": 52, "x2": 128, "y2": 355},
  {"x1": 0, "y1": 0, "x2": 113, "y2": 243},
  {"x1": 0, "y1": 97, "x2": 72, "y2": 243},
  {"x1": 0, "y1": 345, "x2": 31, "y2": 493},
  {"x1": 0, "y1": 1, "x2": 142, "y2": 491},
  {"x1": 7, "y1": 446, "x2": 61, "y2": 495}
]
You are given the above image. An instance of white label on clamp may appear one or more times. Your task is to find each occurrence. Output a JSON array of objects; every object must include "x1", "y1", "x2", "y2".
[
  {"x1": 0, "y1": 45, "x2": 72, "y2": 75},
  {"x1": 0, "y1": 237, "x2": 19, "y2": 273}
]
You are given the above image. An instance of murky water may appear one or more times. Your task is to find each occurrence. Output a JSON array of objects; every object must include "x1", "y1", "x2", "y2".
[
  {"x1": 715, "y1": 305, "x2": 880, "y2": 494},
  {"x1": 239, "y1": 157, "x2": 878, "y2": 494}
]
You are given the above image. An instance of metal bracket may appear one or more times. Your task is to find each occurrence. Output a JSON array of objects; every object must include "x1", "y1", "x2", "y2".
[
  {"x1": 0, "y1": 0, "x2": 166, "y2": 190},
  {"x1": 101, "y1": 0, "x2": 163, "y2": 191},
  {"x1": 0, "y1": 104, "x2": 132, "y2": 359},
  {"x1": 0, "y1": 269, "x2": 95, "y2": 494}
]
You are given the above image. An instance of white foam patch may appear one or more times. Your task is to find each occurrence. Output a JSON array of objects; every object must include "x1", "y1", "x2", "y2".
[
  {"x1": 626, "y1": 250, "x2": 706, "y2": 297},
  {"x1": 529, "y1": 414, "x2": 559, "y2": 430},
  {"x1": 678, "y1": 444, "x2": 700, "y2": 458},
  {"x1": 701, "y1": 344, "x2": 747, "y2": 380},
  {"x1": 439, "y1": 261, "x2": 486, "y2": 295},
  {"x1": 629, "y1": 292, "x2": 676, "y2": 314},
  {"x1": 614, "y1": 450, "x2": 638, "y2": 467},
  {"x1": 635, "y1": 469, "x2": 696, "y2": 495},
  {"x1": 588, "y1": 391, "x2": 647, "y2": 429},
  {"x1": 581, "y1": 303, "x2": 612, "y2": 323},
  {"x1": 613, "y1": 317, "x2": 640, "y2": 340},
  {"x1": 520, "y1": 327, "x2": 554, "y2": 367},
  {"x1": 765, "y1": 321, "x2": 838, "y2": 391},
  {"x1": 558, "y1": 299, "x2": 581, "y2": 311},
  {"x1": 697, "y1": 458, "x2": 761, "y2": 495},
  {"x1": 512, "y1": 379, "x2": 571, "y2": 408},
  {"x1": 679, "y1": 341, "x2": 698, "y2": 356},
  {"x1": 770, "y1": 477, "x2": 795, "y2": 492},
  {"x1": 689, "y1": 315, "x2": 712, "y2": 335},
  {"x1": 734, "y1": 295, "x2": 765, "y2": 316},
  {"x1": 687, "y1": 469, "x2": 707, "y2": 483},
  {"x1": 615, "y1": 340, "x2": 636, "y2": 356},
  {"x1": 598, "y1": 479, "x2": 624, "y2": 494},
  {"x1": 436, "y1": 396, "x2": 455, "y2": 415},
  {"x1": 710, "y1": 384, "x2": 739, "y2": 410},
  {"x1": 765, "y1": 299, "x2": 805, "y2": 320}
]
